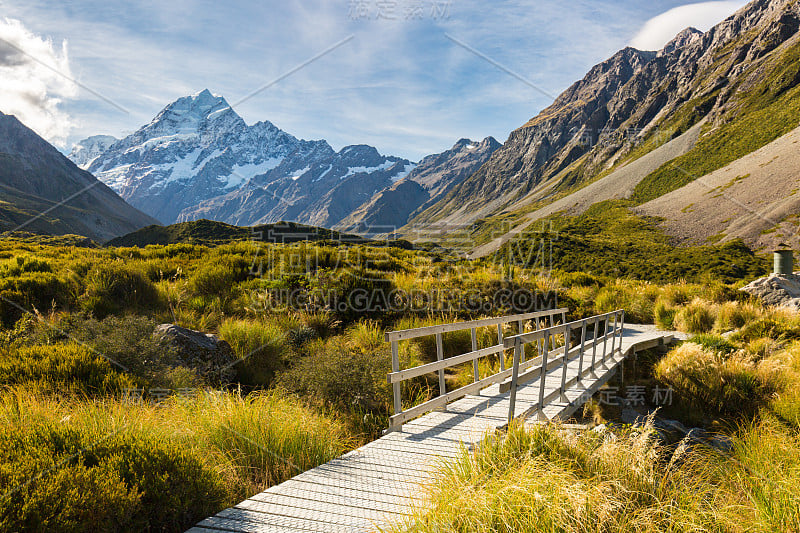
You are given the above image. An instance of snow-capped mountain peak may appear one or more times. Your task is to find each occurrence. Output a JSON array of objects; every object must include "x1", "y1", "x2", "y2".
[
  {"x1": 76, "y1": 90, "x2": 310, "y2": 223},
  {"x1": 71, "y1": 90, "x2": 414, "y2": 227},
  {"x1": 68, "y1": 134, "x2": 118, "y2": 169}
]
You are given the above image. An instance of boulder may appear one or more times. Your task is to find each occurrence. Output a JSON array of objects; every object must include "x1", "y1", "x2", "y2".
[
  {"x1": 154, "y1": 324, "x2": 237, "y2": 385},
  {"x1": 740, "y1": 273, "x2": 800, "y2": 310}
]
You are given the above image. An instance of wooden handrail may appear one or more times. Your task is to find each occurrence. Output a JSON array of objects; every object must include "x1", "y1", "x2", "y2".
[
  {"x1": 384, "y1": 308, "x2": 568, "y2": 431},
  {"x1": 385, "y1": 308, "x2": 568, "y2": 342},
  {"x1": 505, "y1": 309, "x2": 625, "y2": 425}
]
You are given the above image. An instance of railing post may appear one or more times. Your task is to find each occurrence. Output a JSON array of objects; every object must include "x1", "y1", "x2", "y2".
[
  {"x1": 559, "y1": 324, "x2": 570, "y2": 402},
  {"x1": 391, "y1": 340, "x2": 402, "y2": 420},
  {"x1": 577, "y1": 319, "x2": 587, "y2": 382},
  {"x1": 601, "y1": 316, "x2": 610, "y2": 370},
  {"x1": 518, "y1": 320, "x2": 525, "y2": 363},
  {"x1": 435, "y1": 332, "x2": 446, "y2": 398},
  {"x1": 507, "y1": 339, "x2": 523, "y2": 426},
  {"x1": 497, "y1": 323, "x2": 505, "y2": 371},
  {"x1": 471, "y1": 327, "x2": 479, "y2": 383},
  {"x1": 537, "y1": 331, "x2": 550, "y2": 421},
  {"x1": 590, "y1": 316, "x2": 599, "y2": 377},
  {"x1": 618, "y1": 310, "x2": 625, "y2": 352},
  {"x1": 535, "y1": 318, "x2": 543, "y2": 358},
  {"x1": 609, "y1": 312, "x2": 618, "y2": 361}
]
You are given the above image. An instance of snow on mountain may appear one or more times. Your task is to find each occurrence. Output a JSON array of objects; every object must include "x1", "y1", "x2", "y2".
[
  {"x1": 337, "y1": 137, "x2": 500, "y2": 234},
  {"x1": 76, "y1": 89, "x2": 315, "y2": 223},
  {"x1": 73, "y1": 89, "x2": 416, "y2": 227},
  {"x1": 177, "y1": 143, "x2": 415, "y2": 229},
  {"x1": 68, "y1": 135, "x2": 118, "y2": 169}
]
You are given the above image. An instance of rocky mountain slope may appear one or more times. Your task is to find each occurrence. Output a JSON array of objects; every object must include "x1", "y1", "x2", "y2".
[
  {"x1": 68, "y1": 135, "x2": 118, "y2": 169},
  {"x1": 76, "y1": 90, "x2": 414, "y2": 226},
  {"x1": 449, "y1": 0, "x2": 800, "y2": 256},
  {"x1": 636, "y1": 124, "x2": 800, "y2": 250},
  {"x1": 176, "y1": 143, "x2": 414, "y2": 228},
  {"x1": 337, "y1": 137, "x2": 500, "y2": 234},
  {"x1": 0, "y1": 112, "x2": 158, "y2": 242},
  {"x1": 81, "y1": 90, "x2": 321, "y2": 224}
]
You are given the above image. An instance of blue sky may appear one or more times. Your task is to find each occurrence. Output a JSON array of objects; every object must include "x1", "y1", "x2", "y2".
[{"x1": 0, "y1": 1, "x2": 747, "y2": 160}]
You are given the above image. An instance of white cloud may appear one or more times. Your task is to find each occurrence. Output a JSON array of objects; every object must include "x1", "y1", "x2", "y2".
[
  {"x1": 630, "y1": 1, "x2": 748, "y2": 51},
  {"x1": 0, "y1": 18, "x2": 77, "y2": 146}
]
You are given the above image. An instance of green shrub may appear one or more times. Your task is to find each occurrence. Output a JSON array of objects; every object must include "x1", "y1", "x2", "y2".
[
  {"x1": 699, "y1": 283, "x2": 741, "y2": 304},
  {"x1": 0, "y1": 344, "x2": 134, "y2": 395},
  {"x1": 557, "y1": 271, "x2": 604, "y2": 288},
  {"x1": 70, "y1": 315, "x2": 196, "y2": 389},
  {"x1": 276, "y1": 331, "x2": 392, "y2": 414},
  {"x1": 82, "y1": 262, "x2": 160, "y2": 318},
  {"x1": 0, "y1": 255, "x2": 53, "y2": 276},
  {"x1": 595, "y1": 283, "x2": 657, "y2": 323},
  {"x1": 673, "y1": 300, "x2": 716, "y2": 334},
  {"x1": 732, "y1": 314, "x2": 800, "y2": 344},
  {"x1": 0, "y1": 424, "x2": 227, "y2": 532},
  {"x1": 660, "y1": 284, "x2": 697, "y2": 306},
  {"x1": 308, "y1": 267, "x2": 395, "y2": 321},
  {"x1": 715, "y1": 301, "x2": 761, "y2": 332},
  {"x1": 189, "y1": 257, "x2": 250, "y2": 297},
  {"x1": 0, "y1": 273, "x2": 75, "y2": 326},
  {"x1": 691, "y1": 333, "x2": 737, "y2": 355},
  {"x1": 139, "y1": 259, "x2": 182, "y2": 282},
  {"x1": 218, "y1": 318, "x2": 290, "y2": 387},
  {"x1": 654, "y1": 299, "x2": 678, "y2": 329},
  {"x1": 746, "y1": 337, "x2": 782, "y2": 360}
]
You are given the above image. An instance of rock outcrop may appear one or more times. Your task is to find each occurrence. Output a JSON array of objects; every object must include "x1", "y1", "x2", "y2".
[
  {"x1": 741, "y1": 273, "x2": 800, "y2": 310},
  {"x1": 154, "y1": 324, "x2": 238, "y2": 385}
]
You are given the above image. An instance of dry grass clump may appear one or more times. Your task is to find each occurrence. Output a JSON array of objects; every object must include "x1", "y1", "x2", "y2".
[
  {"x1": 714, "y1": 301, "x2": 761, "y2": 332},
  {"x1": 595, "y1": 281, "x2": 659, "y2": 323},
  {"x1": 0, "y1": 387, "x2": 350, "y2": 531},
  {"x1": 394, "y1": 419, "x2": 719, "y2": 533},
  {"x1": 218, "y1": 318, "x2": 290, "y2": 387},
  {"x1": 672, "y1": 298, "x2": 716, "y2": 334},
  {"x1": 654, "y1": 342, "x2": 782, "y2": 417}
]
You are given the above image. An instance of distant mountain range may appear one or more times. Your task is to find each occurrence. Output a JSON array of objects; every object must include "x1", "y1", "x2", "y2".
[
  {"x1": 58, "y1": 0, "x2": 800, "y2": 254},
  {"x1": 70, "y1": 90, "x2": 499, "y2": 232},
  {"x1": 455, "y1": 0, "x2": 800, "y2": 256},
  {"x1": 0, "y1": 112, "x2": 157, "y2": 242}
]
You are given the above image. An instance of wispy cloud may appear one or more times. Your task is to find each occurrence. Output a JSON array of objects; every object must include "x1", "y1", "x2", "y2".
[
  {"x1": 0, "y1": 18, "x2": 77, "y2": 147},
  {"x1": 630, "y1": 1, "x2": 748, "y2": 51},
  {"x1": 1, "y1": 1, "x2": 725, "y2": 159}
]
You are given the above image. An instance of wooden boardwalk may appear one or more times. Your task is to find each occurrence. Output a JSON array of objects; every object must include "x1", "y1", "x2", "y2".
[{"x1": 190, "y1": 320, "x2": 679, "y2": 533}]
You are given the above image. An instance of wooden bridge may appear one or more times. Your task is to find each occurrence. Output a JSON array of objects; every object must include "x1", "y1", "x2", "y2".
[{"x1": 190, "y1": 309, "x2": 679, "y2": 533}]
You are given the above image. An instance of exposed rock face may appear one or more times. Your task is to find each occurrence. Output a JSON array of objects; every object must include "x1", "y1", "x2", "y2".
[
  {"x1": 338, "y1": 137, "x2": 500, "y2": 234},
  {"x1": 411, "y1": 47, "x2": 657, "y2": 225},
  {"x1": 178, "y1": 144, "x2": 414, "y2": 228},
  {"x1": 154, "y1": 324, "x2": 238, "y2": 385},
  {"x1": 0, "y1": 112, "x2": 158, "y2": 242},
  {"x1": 76, "y1": 90, "x2": 414, "y2": 227},
  {"x1": 412, "y1": 0, "x2": 800, "y2": 228},
  {"x1": 68, "y1": 135, "x2": 118, "y2": 169},
  {"x1": 83, "y1": 90, "x2": 314, "y2": 224},
  {"x1": 741, "y1": 273, "x2": 800, "y2": 310}
]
